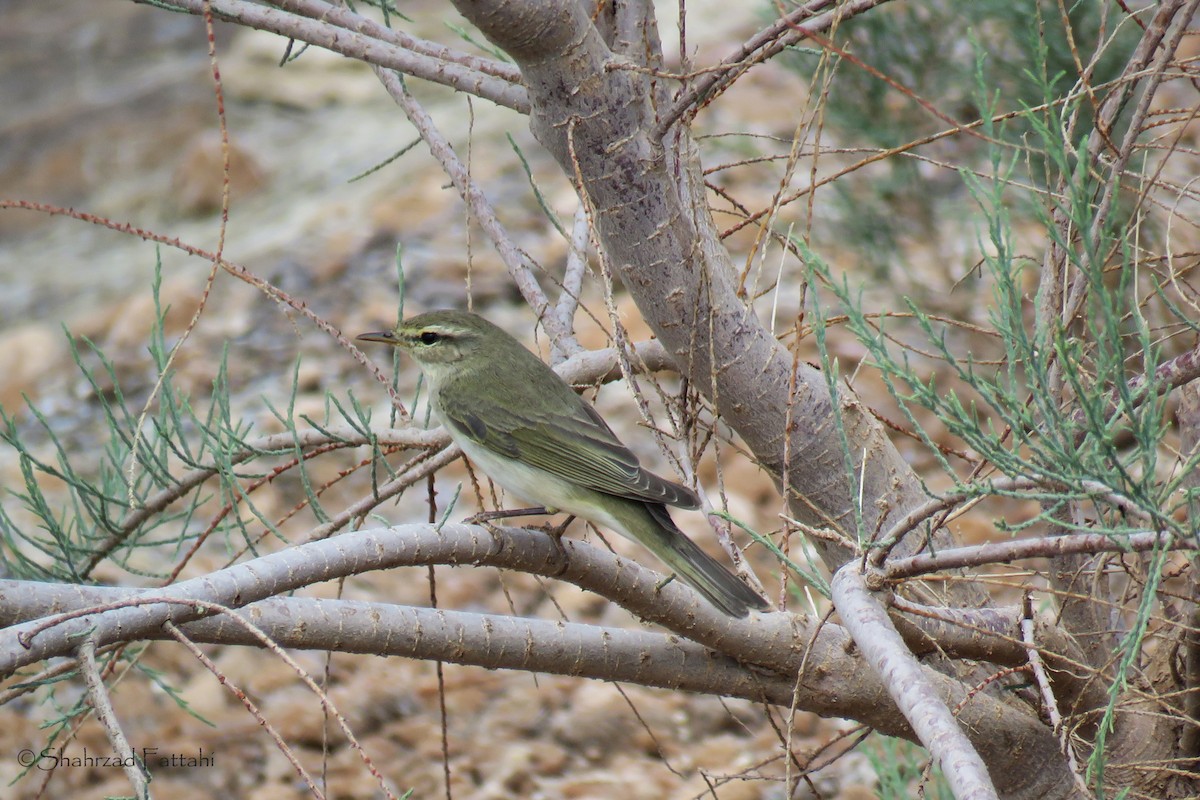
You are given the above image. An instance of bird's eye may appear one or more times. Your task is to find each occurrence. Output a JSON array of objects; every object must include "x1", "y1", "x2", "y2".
[{"x1": 418, "y1": 331, "x2": 441, "y2": 345}]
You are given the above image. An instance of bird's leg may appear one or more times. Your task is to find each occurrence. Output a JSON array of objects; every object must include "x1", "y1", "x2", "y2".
[
  {"x1": 466, "y1": 506, "x2": 575, "y2": 540},
  {"x1": 654, "y1": 574, "x2": 679, "y2": 594},
  {"x1": 466, "y1": 507, "x2": 574, "y2": 571},
  {"x1": 466, "y1": 506, "x2": 552, "y2": 525}
]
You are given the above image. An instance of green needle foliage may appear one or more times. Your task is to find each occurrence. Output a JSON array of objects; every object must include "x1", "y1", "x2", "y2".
[
  {"x1": 0, "y1": 266, "x2": 392, "y2": 583},
  {"x1": 867, "y1": 734, "x2": 953, "y2": 800}
]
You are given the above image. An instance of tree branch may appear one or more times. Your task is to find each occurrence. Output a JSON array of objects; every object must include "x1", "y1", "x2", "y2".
[
  {"x1": 132, "y1": 0, "x2": 531, "y2": 111},
  {"x1": 76, "y1": 636, "x2": 149, "y2": 800},
  {"x1": 0, "y1": 522, "x2": 750, "y2": 677},
  {"x1": 0, "y1": 517, "x2": 1074, "y2": 798},
  {"x1": 276, "y1": 0, "x2": 521, "y2": 81},
  {"x1": 3, "y1": 583, "x2": 796, "y2": 707},
  {"x1": 887, "y1": 596, "x2": 1107, "y2": 724},
  {"x1": 86, "y1": 425, "x2": 443, "y2": 573},
  {"x1": 1021, "y1": 593, "x2": 1088, "y2": 790},
  {"x1": 832, "y1": 564, "x2": 1000, "y2": 800},
  {"x1": 549, "y1": 203, "x2": 590, "y2": 364},
  {"x1": 2, "y1": 577, "x2": 1051, "y2": 783},
  {"x1": 653, "y1": 0, "x2": 884, "y2": 137},
  {"x1": 886, "y1": 529, "x2": 1189, "y2": 580}
]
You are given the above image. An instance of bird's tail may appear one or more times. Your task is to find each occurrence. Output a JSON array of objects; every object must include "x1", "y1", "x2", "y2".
[{"x1": 615, "y1": 502, "x2": 768, "y2": 617}]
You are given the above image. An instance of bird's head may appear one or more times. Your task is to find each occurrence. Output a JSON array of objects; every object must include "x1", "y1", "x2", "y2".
[{"x1": 357, "y1": 310, "x2": 509, "y2": 378}]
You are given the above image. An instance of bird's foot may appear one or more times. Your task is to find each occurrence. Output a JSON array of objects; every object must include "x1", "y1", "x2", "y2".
[
  {"x1": 538, "y1": 514, "x2": 575, "y2": 540},
  {"x1": 539, "y1": 515, "x2": 574, "y2": 575}
]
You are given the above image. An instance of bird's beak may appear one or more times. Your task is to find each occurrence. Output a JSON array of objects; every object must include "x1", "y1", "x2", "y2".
[{"x1": 356, "y1": 331, "x2": 400, "y2": 345}]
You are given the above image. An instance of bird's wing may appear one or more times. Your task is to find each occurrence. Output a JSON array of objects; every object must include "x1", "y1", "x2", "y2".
[{"x1": 438, "y1": 389, "x2": 700, "y2": 509}]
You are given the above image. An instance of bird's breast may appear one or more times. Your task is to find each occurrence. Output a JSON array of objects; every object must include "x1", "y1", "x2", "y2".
[{"x1": 448, "y1": 427, "x2": 625, "y2": 529}]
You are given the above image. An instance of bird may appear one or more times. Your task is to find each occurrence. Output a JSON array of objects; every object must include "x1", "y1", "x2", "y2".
[{"x1": 357, "y1": 309, "x2": 768, "y2": 617}]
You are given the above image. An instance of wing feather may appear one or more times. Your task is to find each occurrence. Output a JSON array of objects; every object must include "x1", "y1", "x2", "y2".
[{"x1": 438, "y1": 386, "x2": 699, "y2": 509}]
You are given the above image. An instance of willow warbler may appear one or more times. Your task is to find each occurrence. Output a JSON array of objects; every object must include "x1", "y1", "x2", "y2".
[{"x1": 358, "y1": 310, "x2": 767, "y2": 617}]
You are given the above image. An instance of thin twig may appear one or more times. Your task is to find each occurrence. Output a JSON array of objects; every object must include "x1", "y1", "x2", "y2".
[
  {"x1": 0, "y1": 200, "x2": 403, "y2": 405},
  {"x1": 88, "y1": 426, "x2": 442, "y2": 576},
  {"x1": 1021, "y1": 592, "x2": 1088, "y2": 793},
  {"x1": 654, "y1": 0, "x2": 845, "y2": 137},
  {"x1": 76, "y1": 636, "x2": 149, "y2": 800},
  {"x1": 302, "y1": 441, "x2": 460, "y2": 542},
  {"x1": 372, "y1": 68, "x2": 573, "y2": 349},
  {"x1": 1058, "y1": 0, "x2": 1199, "y2": 346},
  {"x1": 275, "y1": 0, "x2": 521, "y2": 82},
  {"x1": 887, "y1": 529, "x2": 1188, "y2": 580},
  {"x1": 126, "y1": 0, "x2": 229, "y2": 518},
  {"x1": 163, "y1": 622, "x2": 327, "y2": 799},
  {"x1": 871, "y1": 475, "x2": 1155, "y2": 567},
  {"x1": 130, "y1": 0, "x2": 530, "y2": 111},
  {"x1": 190, "y1": 601, "x2": 403, "y2": 798},
  {"x1": 550, "y1": 203, "x2": 590, "y2": 364}
]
